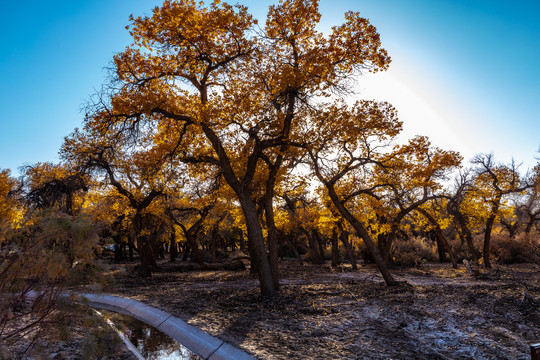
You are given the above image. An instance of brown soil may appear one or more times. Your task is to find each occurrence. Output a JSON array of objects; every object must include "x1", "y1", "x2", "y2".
[{"x1": 100, "y1": 259, "x2": 540, "y2": 360}]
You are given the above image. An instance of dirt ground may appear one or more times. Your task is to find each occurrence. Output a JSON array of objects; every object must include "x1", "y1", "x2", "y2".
[{"x1": 98, "y1": 258, "x2": 540, "y2": 360}]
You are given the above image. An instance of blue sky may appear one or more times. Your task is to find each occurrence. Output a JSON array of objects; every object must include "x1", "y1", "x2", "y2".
[{"x1": 1, "y1": 0, "x2": 539, "y2": 176}]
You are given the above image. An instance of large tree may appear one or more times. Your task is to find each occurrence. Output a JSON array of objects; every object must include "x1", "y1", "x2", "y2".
[
  {"x1": 471, "y1": 154, "x2": 530, "y2": 268},
  {"x1": 80, "y1": 0, "x2": 392, "y2": 297},
  {"x1": 62, "y1": 123, "x2": 177, "y2": 276}
]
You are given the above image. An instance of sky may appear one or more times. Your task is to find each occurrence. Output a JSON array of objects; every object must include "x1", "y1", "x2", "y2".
[{"x1": 1, "y1": 0, "x2": 539, "y2": 177}]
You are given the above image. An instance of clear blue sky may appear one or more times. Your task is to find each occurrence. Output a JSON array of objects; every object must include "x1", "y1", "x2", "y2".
[{"x1": 1, "y1": 0, "x2": 539, "y2": 176}]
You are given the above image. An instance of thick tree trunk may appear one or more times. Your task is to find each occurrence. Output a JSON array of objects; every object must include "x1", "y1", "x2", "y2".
[
  {"x1": 239, "y1": 193, "x2": 276, "y2": 297},
  {"x1": 246, "y1": 228, "x2": 258, "y2": 274},
  {"x1": 114, "y1": 243, "x2": 123, "y2": 262},
  {"x1": 138, "y1": 238, "x2": 154, "y2": 277},
  {"x1": 112, "y1": 231, "x2": 124, "y2": 263},
  {"x1": 435, "y1": 236, "x2": 447, "y2": 262},
  {"x1": 199, "y1": 121, "x2": 276, "y2": 297},
  {"x1": 377, "y1": 234, "x2": 392, "y2": 266}
]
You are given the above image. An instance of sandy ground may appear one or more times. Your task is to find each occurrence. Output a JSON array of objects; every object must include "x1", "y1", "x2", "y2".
[{"x1": 99, "y1": 259, "x2": 540, "y2": 360}]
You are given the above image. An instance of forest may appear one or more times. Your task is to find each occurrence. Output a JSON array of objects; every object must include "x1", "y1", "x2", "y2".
[{"x1": 1, "y1": 0, "x2": 539, "y2": 359}]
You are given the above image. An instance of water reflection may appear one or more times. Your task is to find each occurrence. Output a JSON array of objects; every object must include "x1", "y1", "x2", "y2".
[{"x1": 103, "y1": 310, "x2": 201, "y2": 360}]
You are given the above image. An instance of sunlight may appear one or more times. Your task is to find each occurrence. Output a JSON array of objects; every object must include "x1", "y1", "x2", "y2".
[{"x1": 357, "y1": 68, "x2": 474, "y2": 158}]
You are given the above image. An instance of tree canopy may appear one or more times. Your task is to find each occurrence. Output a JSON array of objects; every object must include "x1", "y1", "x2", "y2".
[{"x1": 1, "y1": 0, "x2": 539, "y2": 301}]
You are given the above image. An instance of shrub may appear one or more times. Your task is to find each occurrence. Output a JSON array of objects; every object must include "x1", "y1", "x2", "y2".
[
  {"x1": 0, "y1": 210, "x2": 102, "y2": 357},
  {"x1": 392, "y1": 236, "x2": 438, "y2": 267},
  {"x1": 489, "y1": 233, "x2": 540, "y2": 264}
]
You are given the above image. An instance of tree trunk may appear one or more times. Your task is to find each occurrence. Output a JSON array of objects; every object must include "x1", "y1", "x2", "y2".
[
  {"x1": 246, "y1": 227, "x2": 258, "y2": 274},
  {"x1": 264, "y1": 192, "x2": 280, "y2": 290},
  {"x1": 331, "y1": 226, "x2": 340, "y2": 267},
  {"x1": 525, "y1": 218, "x2": 536, "y2": 234},
  {"x1": 112, "y1": 231, "x2": 124, "y2": 263},
  {"x1": 483, "y1": 214, "x2": 496, "y2": 269},
  {"x1": 314, "y1": 230, "x2": 326, "y2": 263},
  {"x1": 239, "y1": 193, "x2": 276, "y2": 298},
  {"x1": 182, "y1": 244, "x2": 189, "y2": 261},
  {"x1": 169, "y1": 227, "x2": 178, "y2": 262},
  {"x1": 433, "y1": 228, "x2": 457, "y2": 268},
  {"x1": 138, "y1": 237, "x2": 154, "y2": 277},
  {"x1": 449, "y1": 202, "x2": 479, "y2": 262},
  {"x1": 435, "y1": 235, "x2": 447, "y2": 262},
  {"x1": 327, "y1": 186, "x2": 397, "y2": 285},
  {"x1": 338, "y1": 224, "x2": 357, "y2": 270},
  {"x1": 483, "y1": 198, "x2": 501, "y2": 269},
  {"x1": 377, "y1": 233, "x2": 392, "y2": 266},
  {"x1": 287, "y1": 237, "x2": 304, "y2": 265},
  {"x1": 187, "y1": 234, "x2": 204, "y2": 265},
  {"x1": 210, "y1": 224, "x2": 218, "y2": 263},
  {"x1": 304, "y1": 229, "x2": 324, "y2": 264},
  {"x1": 199, "y1": 121, "x2": 277, "y2": 297},
  {"x1": 416, "y1": 208, "x2": 458, "y2": 269},
  {"x1": 128, "y1": 232, "x2": 135, "y2": 261},
  {"x1": 238, "y1": 229, "x2": 245, "y2": 251},
  {"x1": 114, "y1": 243, "x2": 123, "y2": 262}
]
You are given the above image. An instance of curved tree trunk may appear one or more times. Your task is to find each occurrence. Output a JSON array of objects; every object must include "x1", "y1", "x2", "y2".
[
  {"x1": 328, "y1": 188, "x2": 396, "y2": 284},
  {"x1": 200, "y1": 122, "x2": 276, "y2": 297}
]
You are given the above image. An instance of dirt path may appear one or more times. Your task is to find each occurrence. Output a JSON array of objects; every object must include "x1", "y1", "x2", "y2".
[{"x1": 104, "y1": 260, "x2": 540, "y2": 359}]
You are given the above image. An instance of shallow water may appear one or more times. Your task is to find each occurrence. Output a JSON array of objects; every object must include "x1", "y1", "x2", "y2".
[{"x1": 102, "y1": 310, "x2": 201, "y2": 360}]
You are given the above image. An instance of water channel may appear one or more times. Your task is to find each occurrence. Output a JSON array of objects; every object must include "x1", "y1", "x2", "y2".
[{"x1": 99, "y1": 310, "x2": 201, "y2": 360}]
